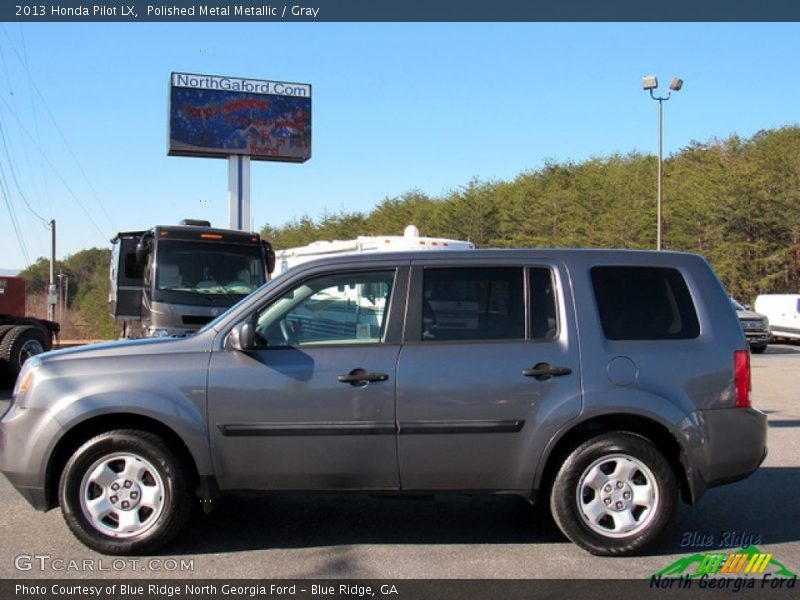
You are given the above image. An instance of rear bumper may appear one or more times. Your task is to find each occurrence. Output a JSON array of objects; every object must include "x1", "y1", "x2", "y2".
[{"x1": 684, "y1": 407, "x2": 768, "y2": 502}]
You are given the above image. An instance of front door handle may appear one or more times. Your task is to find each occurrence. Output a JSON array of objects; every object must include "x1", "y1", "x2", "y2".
[
  {"x1": 337, "y1": 368, "x2": 390, "y2": 386},
  {"x1": 522, "y1": 362, "x2": 572, "y2": 380}
]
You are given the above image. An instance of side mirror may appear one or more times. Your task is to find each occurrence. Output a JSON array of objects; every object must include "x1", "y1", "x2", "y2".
[
  {"x1": 229, "y1": 322, "x2": 257, "y2": 352},
  {"x1": 262, "y1": 240, "x2": 276, "y2": 275},
  {"x1": 135, "y1": 235, "x2": 151, "y2": 266}
]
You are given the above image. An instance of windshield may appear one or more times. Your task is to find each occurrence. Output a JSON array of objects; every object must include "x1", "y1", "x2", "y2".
[{"x1": 155, "y1": 240, "x2": 265, "y2": 296}]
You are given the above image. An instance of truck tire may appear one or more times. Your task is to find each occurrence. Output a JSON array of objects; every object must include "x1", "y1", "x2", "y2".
[
  {"x1": 59, "y1": 430, "x2": 193, "y2": 555},
  {"x1": 0, "y1": 325, "x2": 16, "y2": 341},
  {"x1": 0, "y1": 325, "x2": 51, "y2": 382},
  {"x1": 549, "y1": 432, "x2": 677, "y2": 556},
  {"x1": 0, "y1": 325, "x2": 18, "y2": 386}
]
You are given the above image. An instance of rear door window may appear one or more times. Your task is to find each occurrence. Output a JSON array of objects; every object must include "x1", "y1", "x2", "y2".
[
  {"x1": 591, "y1": 266, "x2": 700, "y2": 340},
  {"x1": 530, "y1": 267, "x2": 558, "y2": 340},
  {"x1": 421, "y1": 268, "x2": 525, "y2": 341}
]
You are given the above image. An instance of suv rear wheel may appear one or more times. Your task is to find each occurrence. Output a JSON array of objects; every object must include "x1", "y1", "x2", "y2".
[
  {"x1": 59, "y1": 430, "x2": 192, "y2": 555},
  {"x1": 550, "y1": 432, "x2": 676, "y2": 556}
]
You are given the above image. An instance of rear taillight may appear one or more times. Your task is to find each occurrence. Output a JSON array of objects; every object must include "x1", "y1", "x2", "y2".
[{"x1": 734, "y1": 350, "x2": 752, "y2": 408}]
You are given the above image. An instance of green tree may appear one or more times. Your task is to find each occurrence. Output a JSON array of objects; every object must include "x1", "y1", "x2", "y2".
[
  {"x1": 18, "y1": 257, "x2": 64, "y2": 295},
  {"x1": 19, "y1": 126, "x2": 800, "y2": 335},
  {"x1": 75, "y1": 267, "x2": 117, "y2": 339}
]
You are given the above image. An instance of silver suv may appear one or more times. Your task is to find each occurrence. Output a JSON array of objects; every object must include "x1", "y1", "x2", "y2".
[{"x1": 1, "y1": 250, "x2": 767, "y2": 556}]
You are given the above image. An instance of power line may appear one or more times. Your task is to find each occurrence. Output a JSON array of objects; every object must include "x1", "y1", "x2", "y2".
[
  {"x1": 0, "y1": 94, "x2": 108, "y2": 241},
  {"x1": 16, "y1": 23, "x2": 52, "y2": 221},
  {"x1": 0, "y1": 25, "x2": 116, "y2": 232},
  {"x1": 0, "y1": 31, "x2": 49, "y2": 222},
  {"x1": 0, "y1": 36, "x2": 14, "y2": 97},
  {"x1": 0, "y1": 118, "x2": 49, "y2": 226},
  {"x1": 0, "y1": 154, "x2": 31, "y2": 266}
]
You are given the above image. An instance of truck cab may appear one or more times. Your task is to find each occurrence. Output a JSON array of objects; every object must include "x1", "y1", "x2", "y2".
[{"x1": 109, "y1": 220, "x2": 275, "y2": 337}]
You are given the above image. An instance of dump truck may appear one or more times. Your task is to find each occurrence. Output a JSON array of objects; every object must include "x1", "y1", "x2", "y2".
[{"x1": 0, "y1": 275, "x2": 60, "y2": 386}]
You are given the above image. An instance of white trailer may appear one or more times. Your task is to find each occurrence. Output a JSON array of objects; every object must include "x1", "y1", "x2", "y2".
[
  {"x1": 274, "y1": 225, "x2": 475, "y2": 276},
  {"x1": 754, "y1": 294, "x2": 800, "y2": 341}
]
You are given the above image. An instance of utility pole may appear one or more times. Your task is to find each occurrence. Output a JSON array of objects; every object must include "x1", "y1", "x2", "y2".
[{"x1": 47, "y1": 220, "x2": 57, "y2": 322}]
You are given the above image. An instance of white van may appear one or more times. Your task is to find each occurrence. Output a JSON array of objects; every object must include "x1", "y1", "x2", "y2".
[{"x1": 754, "y1": 294, "x2": 800, "y2": 340}]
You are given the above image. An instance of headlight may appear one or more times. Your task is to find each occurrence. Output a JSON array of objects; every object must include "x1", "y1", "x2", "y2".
[
  {"x1": 149, "y1": 329, "x2": 172, "y2": 337},
  {"x1": 13, "y1": 356, "x2": 41, "y2": 399}
]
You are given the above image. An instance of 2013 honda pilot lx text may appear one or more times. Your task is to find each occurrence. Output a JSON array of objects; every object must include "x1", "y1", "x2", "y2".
[{"x1": 0, "y1": 249, "x2": 767, "y2": 556}]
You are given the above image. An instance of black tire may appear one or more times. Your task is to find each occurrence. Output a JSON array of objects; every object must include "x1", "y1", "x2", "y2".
[
  {"x1": 0, "y1": 325, "x2": 18, "y2": 385},
  {"x1": 58, "y1": 430, "x2": 192, "y2": 555},
  {"x1": 750, "y1": 344, "x2": 767, "y2": 354},
  {"x1": 0, "y1": 324, "x2": 17, "y2": 341},
  {"x1": 0, "y1": 325, "x2": 50, "y2": 380},
  {"x1": 549, "y1": 432, "x2": 677, "y2": 556}
]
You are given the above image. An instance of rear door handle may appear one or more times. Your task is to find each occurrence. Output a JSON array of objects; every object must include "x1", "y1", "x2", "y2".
[
  {"x1": 338, "y1": 368, "x2": 390, "y2": 386},
  {"x1": 522, "y1": 362, "x2": 572, "y2": 380}
]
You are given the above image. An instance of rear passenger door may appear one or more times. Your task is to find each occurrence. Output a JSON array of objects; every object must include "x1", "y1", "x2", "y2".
[{"x1": 396, "y1": 260, "x2": 583, "y2": 492}]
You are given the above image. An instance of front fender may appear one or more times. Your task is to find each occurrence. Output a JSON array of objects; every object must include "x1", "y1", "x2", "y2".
[{"x1": 50, "y1": 389, "x2": 213, "y2": 477}]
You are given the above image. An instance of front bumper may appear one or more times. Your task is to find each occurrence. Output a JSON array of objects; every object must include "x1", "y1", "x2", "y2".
[
  {"x1": 0, "y1": 403, "x2": 60, "y2": 511},
  {"x1": 745, "y1": 332, "x2": 771, "y2": 344}
]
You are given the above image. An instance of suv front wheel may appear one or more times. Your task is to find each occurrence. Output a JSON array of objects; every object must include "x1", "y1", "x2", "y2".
[
  {"x1": 550, "y1": 432, "x2": 677, "y2": 556},
  {"x1": 59, "y1": 430, "x2": 192, "y2": 555}
]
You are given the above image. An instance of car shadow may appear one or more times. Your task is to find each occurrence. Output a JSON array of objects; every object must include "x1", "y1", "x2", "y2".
[
  {"x1": 764, "y1": 343, "x2": 800, "y2": 354},
  {"x1": 167, "y1": 493, "x2": 564, "y2": 556},
  {"x1": 768, "y1": 420, "x2": 800, "y2": 428},
  {"x1": 647, "y1": 466, "x2": 800, "y2": 556},
  {"x1": 164, "y1": 466, "x2": 800, "y2": 557}
]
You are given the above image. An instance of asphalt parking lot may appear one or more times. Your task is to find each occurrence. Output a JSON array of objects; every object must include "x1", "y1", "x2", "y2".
[{"x1": 1, "y1": 344, "x2": 798, "y2": 580}]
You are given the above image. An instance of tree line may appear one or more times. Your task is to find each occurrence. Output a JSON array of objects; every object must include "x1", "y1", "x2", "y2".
[
  {"x1": 19, "y1": 125, "x2": 800, "y2": 338},
  {"x1": 262, "y1": 126, "x2": 800, "y2": 304},
  {"x1": 20, "y1": 247, "x2": 115, "y2": 339}
]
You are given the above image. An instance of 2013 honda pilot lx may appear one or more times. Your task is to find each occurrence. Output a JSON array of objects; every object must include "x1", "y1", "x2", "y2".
[{"x1": 0, "y1": 249, "x2": 767, "y2": 556}]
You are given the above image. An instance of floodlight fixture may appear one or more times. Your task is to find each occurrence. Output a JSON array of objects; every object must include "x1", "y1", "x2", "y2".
[
  {"x1": 642, "y1": 74, "x2": 684, "y2": 251},
  {"x1": 642, "y1": 75, "x2": 658, "y2": 91}
]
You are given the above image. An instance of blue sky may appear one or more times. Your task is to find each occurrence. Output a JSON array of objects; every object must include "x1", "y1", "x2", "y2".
[{"x1": 0, "y1": 22, "x2": 798, "y2": 270}]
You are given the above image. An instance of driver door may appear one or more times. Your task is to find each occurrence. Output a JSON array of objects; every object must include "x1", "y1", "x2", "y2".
[{"x1": 207, "y1": 267, "x2": 404, "y2": 491}]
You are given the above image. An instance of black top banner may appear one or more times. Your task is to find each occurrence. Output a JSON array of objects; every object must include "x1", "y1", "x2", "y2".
[{"x1": 2, "y1": 0, "x2": 800, "y2": 22}]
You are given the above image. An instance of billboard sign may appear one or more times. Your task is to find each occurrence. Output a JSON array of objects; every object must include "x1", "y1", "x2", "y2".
[{"x1": 168, "y1": 72, "x2": 311, "y2": 162}]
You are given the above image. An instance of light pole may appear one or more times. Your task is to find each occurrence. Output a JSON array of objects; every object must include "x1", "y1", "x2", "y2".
[{"x1": 642, "y1": 75, "x2": 683, "y2": 251}]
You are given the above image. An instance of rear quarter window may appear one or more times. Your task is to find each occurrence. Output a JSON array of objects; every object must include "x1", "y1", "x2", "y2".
[{"x1": 590, "y1": 266, "x2": 700, "y2": 340}]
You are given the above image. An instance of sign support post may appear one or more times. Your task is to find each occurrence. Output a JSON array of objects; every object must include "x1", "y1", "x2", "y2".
[
  {"x1": 168, "y1": 72, "x2": 311, "y2": 233},
  {"x1": 228, "y1": 155, "x2": 251, "y2": 231}
]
